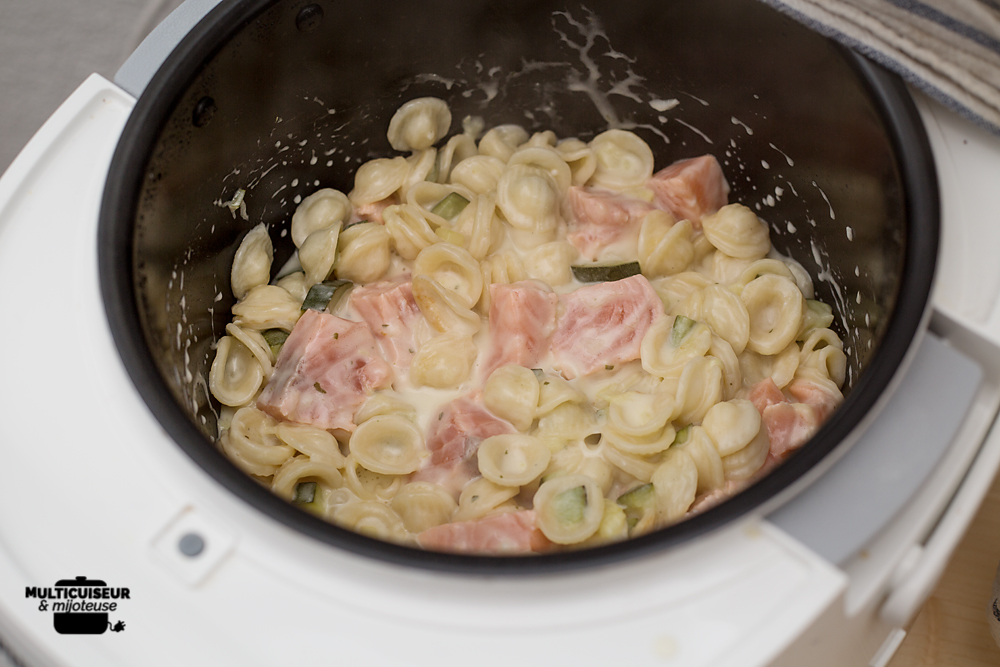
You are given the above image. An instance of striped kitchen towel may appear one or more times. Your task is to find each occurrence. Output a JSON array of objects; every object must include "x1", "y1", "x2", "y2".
[{"x1": 758, "y1": 0, "x2": 1000, "y2": 134}]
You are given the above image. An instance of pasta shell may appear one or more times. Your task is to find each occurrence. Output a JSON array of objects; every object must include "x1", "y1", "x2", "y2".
[
  {"x1": 534, "y1": 474, "x2": 604, "y2": 544},
  {"x1": 231, "y1": 223, "x2": 273, "y2": 300},
  {"x1": 291, "y1": 189, "x2": 351, "y2": 248},
  {"x1": 349, "y1": 414, "x2": 426, "y2": 475},
  {"x1": 701, "y1": 204, "x2": 770, "y2": 259},
  {"x1": 484, "y1": 364, "x2": 540, "y2": 432},
  {"x1": 588, "y1": 129, "x2": 654, "y2": 189},
  {"x1": 209, "y1": 336, "x2": 264, "y2": 407},
  {"x1": 478, "y1": 124, "x2": 529, "y2": 162},
  {"x1": 477, "y1": 434, "x2": 551, "y2": 487},
  {"x1": 386, "y1": 97, "x2": 451, "y2": 152}
]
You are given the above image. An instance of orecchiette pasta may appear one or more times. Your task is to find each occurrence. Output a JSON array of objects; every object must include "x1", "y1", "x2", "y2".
[
  {"x1": 231, "y1": 223, "x2": 273, "y2": 300},
  {"x1": 412, "y1": 274, "x2": 482, "y2": 335},
  {"x1": 413, "y1": 243, "x2": 483, "y2": 309},
  {"x1": 435, "y1": 133, "x2": 478, "y2": 183},
  {"x1": 524, "y1": 241, "x2": 578, "y2": 287},
  {"x1": 673, "y1": 284, "x2": 750, "y2": 355},
  {"x1": 556, "y1": 138, "x2": 598, "y2": 186},
  {"x1": 353, "y1": 392, "x2": 418, "y2": 425},
  {"x1": 478, "y1": 124, "x2": 529, "y2": 162},
  {"x1": 477, "y1": 434, "x2": 551, "y2": 486},
  {"x1": 483, "y1": 364, "x2": 540, "y2": 432},
  {"x1": 387, "y1": 97, "x2": 451, "y2": 152},
  {"x1": 291, "y1": 189, "x2": 351, "y2": 248},
  {"x1": 332, "y1": 500, "x2": 407, "y2": 541},
  {"x1": 299, "y1": 221, "x2": 342, "y2": 286},
  {"x1": 701, "y1": 204, "x2": 770, "y2": 259},
  {"x1": 410, "y1": 332, "x2": 478, "y2": 389},
  {"x1": 639, "y1": 213, "x2": 692, "y2": 278},
  {"x1": 225, "y1": 322, "x2": 273, "y2": 376},
  {"x1": 739, "y1": 342, "x2": 800, "y2": 389},
  {"x1": 741, "y1": 274, "x2": 806, "y2": 355},
  {"x1": 455, "y1": 477, "x2": 519, "y2": 522},
  {"x1": 588, "y1": 129, "x2": 655, "y2": 189},
  {"x1": 449, "y1": 155, "x2": 507, "y2": 196},
  {"x1": 401, "y1": 149, "x2": 438, "y2": 200},
  {"x1": 232, "y1": 284, "x2": 303, "y2": 331},
  {"x1": 271, "y1": 456, "x2": 345, "y2": 501},
  {"x1": 335, "y1": 222, "x2": 392, "y2": 284},
  {"x1": 210, "y1": 336, "x2": 265, "y2": 406},
  {"x1": 508, "y1": 146, "x2": 572, "y2": 194},
  {"x1": 211, "y1": 97, "x2": 847, "y2": 556},
  {"x1": 223, "y1": 407, "x2": 294, "y2": 477},
  {"x1": 652, "y1": 448, "x2": 699, "y2": 523},
  {"x1": 275, "y1": 422, "x2": 345, "y2": 467},
  {"x1": 383, "y1": 204, "x2": 441, "y2": 260},
  {"x1": 496, "y1": 164, "x2": 561, "y2": 237},
  {"x1": 349, "y1": 157, "x2": 409, "y2": 206},
  {"x1": 343, "y1": 455, "x2": 405, "y2": 503},
  {"x1": 350, "y1": 415, "x2": 425, "y2": 475},
  {"x1": 641, "y1": 314, "x2": 713, "y2": 378},
  {"x1": 672, "y1": 426, "x2": 725, "y2": 495},
  {"x1": 391, "y1": 482, "x2": 458, "y2": 533},
  {"x1": 534, "y1": 474, "x2": 605, "y2": 544}
]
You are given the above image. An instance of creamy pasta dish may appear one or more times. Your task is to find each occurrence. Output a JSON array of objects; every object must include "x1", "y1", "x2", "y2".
[{"x1": 209, "y1": 97, "x2": 846, "y2": 554}]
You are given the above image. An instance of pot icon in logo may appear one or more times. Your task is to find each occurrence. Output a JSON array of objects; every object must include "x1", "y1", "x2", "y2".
[{"x1": 53, "y1": 576, "x2": 110, "y2": 635}]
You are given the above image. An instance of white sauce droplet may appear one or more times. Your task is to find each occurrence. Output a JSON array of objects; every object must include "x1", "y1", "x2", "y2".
[
  {"x1": 674, "y1": 119, "x2": 713, "y2": 144},
  {"x1": 731, "y1": 117, "x2": 753, "y2": 135},
  {"x1": 649, "y1": 98, "x2": 680, "y2": 112}
]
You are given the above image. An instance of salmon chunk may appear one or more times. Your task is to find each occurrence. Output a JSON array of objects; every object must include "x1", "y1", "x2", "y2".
[
  {"x1": 647, "y1": 155, "x2": 729, "y2": 226},
  {"x1": 551, "y1": 274, "x2": 664, "y2": 378},
  {"x1": 761, "y1": 402, "x2": 820, "y2": 459},
  {"x1": 565, "y1": 186, "x2": 653, "y2": 261},
  {"x1": 417, "y1": 510, "x2": 549, "y2": 554},
  {"x1": 481, "y1": 281, "x2": 559, "y2": 379},
  {"x1": 748, "y1": 378, "x2": 787, "y2": 414},
  {"x1": 787, "y1": 377, "x2": 842, "y2": 422},
  {"x1": 350, "y1": 275, "x2": 427, "y2": 373},
  {"x1": 349, "y1": 194, "x2": 397, "y2": 226},
  {"x1": 257, "y1": 310, "x2": 392, "y2": 432},
  {"x1": 411, "y1": 395, "x2": 516, "y2": 497}
]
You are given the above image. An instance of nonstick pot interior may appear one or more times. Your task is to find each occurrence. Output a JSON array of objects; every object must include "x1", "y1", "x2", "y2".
[{"x1": 99, "y1": 0, "x2": 938, "y2": 572}]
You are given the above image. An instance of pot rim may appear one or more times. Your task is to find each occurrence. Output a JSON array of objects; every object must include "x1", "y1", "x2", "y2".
[{"x1": 97, "y1": 0, "x2": 940, "y2": 575}]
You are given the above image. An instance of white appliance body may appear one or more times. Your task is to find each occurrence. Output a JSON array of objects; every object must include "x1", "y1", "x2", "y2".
[{"x1": 1, "y1": 10, "x2": 1000, "y2": 665}]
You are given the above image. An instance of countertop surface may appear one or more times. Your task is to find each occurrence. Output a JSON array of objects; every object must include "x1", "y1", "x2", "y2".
[{"x1": 888, "y1": 468, "x2": 1000, "y2": 666}]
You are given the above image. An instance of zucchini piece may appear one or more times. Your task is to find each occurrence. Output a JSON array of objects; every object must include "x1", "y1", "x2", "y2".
[
  {"x1": 551, "y1": 485, "x2": 588, "y2": 525},
  {"x1": 293, "y1": 481, "x2": 317, "y2": 504},
  {"x1": 571, "y1": 262, "x2": 641, "y2": 283},
  {"x1": 617, "y1": 482, "x2": 655, "y2": 529},
  {"x1": 670, "y1": 315, "x2": 698, "y2": 347},
  {"x1": 301, "y1": 279, "x2": 352, "y2": 312},
  {"x1": 262, "y1": 328, "x2": 289, "y2": 356},
  {"x1": 342, "y1": 219, "x2": 369, "y2": 232},
  {"x1": 672, "y1": 424, "x2": 691, "y2": 446},
  {"x1": 293, "y1": 481, "x2": 323, "y2": 515},
  {"x1": 431, "y1": 193, "x2": 470, "y2": 220},
  {"x1": 797, "y1": 299, "x2": 835, "y2": 340}
]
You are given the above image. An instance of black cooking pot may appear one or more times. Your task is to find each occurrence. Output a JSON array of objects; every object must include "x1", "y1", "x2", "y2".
[{"x1": 98, "y1": 0, "x2": 938, "y2": 573}]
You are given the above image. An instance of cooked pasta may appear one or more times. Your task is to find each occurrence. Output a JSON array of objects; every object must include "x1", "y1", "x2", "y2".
[{"x1": 210, "y1": 97, "x2": 847, "y2": 555}]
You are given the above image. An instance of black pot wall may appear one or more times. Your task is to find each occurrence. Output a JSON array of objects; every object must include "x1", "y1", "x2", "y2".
[{"x1": 99, "y1": 0, "x2": 938, "y2": 572}]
